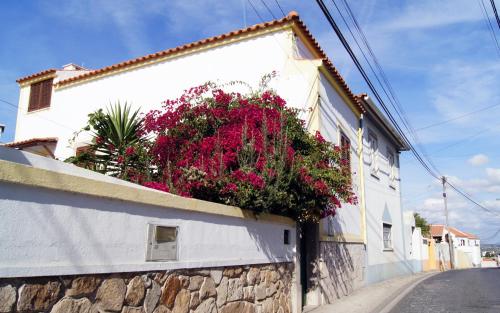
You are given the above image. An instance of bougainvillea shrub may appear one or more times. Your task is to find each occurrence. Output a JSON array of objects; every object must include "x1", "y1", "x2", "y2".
[{"x1": 142, "y1": 83, "x2": 356, "y2": 222}]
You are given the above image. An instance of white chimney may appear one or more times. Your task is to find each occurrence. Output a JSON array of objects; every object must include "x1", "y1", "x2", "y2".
[{"x1": 62, "y1": 63, "x2": 88, "y2": 71}]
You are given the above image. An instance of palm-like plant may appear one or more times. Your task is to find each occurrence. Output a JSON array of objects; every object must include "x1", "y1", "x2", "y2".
[{"x1": 68, "y1": 102, "x2": 149, "y2": 180}]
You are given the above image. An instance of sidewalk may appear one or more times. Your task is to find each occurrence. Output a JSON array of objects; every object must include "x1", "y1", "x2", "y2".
[{"x1": 305, "y1": 271, "x2": 439, "y2": 313}]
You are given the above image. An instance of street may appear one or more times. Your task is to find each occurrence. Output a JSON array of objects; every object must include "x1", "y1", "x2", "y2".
[{"x1": 389, "y1": 268, "x2": 500, "y2": 313}]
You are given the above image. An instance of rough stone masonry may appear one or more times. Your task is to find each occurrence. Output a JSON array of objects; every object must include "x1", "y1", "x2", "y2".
[{"x1": 0, "y1": 262, "x2": 293, "y2": 313}]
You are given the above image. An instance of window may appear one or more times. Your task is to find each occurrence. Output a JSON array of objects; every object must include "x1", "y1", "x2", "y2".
[
  {"x1": 340, "y1": 131, "x2": 351, "y2": 179},
  {"x1": 28, "y1": 78, "x2": 53, "y2": 112},
  {"x1": 387, "y1": 149, "x2": 396, "y2": 187},
  {"x1": 368, "y1": 131, "x2": 379, "y2": 177},
  {"x1": 383, "y1": 223, "x2": 392, "y2": 250}
]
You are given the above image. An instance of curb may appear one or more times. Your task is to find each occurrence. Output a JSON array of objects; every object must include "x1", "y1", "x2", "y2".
[{"x1": 372, "y1": 272, "x2": 439, "y2": 313}]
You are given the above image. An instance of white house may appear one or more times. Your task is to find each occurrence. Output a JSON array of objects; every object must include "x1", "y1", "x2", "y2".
[
  {"x1": 6, "y1": 11, "x2": 412, "y2": 307},
  {"x1": 430, "y1": 224, "x2": 481, "y2": 268}
]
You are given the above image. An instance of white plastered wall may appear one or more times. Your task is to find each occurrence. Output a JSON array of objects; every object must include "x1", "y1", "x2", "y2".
[
  {"x1": 14, "y1": 29, "x2": 304, "y2": 160},
  {"x1": 363, "y1": 116, "x2": 413, "y2": 284},
  {"x1": 0, "y1": 148, "x2": 295, "y2": 278},
  {"x1": 317, "y1": 72, "x2": 362, "y2": 241}
]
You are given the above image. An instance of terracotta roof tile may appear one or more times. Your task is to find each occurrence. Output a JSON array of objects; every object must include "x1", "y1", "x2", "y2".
[
  {"x1": 16, "y1": 69, "x2": 57, "y2": 84},
  {"x1": 430, "y1": 225, "x2": 444, "y2": 237},
  {"x1": 51, "y1": 11, "x2": 365, "y2": 113},
  {"x1": 54, "y1": 14, "x2": 295, "y2": 87},
  {"x1": 462, "y1": 231, "x2": 479, "y2": 239},
  {"x1": 429, "y1": 224, "x2": 479, "y2": 240},
  {"x1": 3, "y1": 137, "x2": 58, "y2": 149}
]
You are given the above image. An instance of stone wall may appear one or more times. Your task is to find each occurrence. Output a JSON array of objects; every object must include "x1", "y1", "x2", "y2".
[
  {"x1": 316, "y1": 242, "x2": 365, "y2": 304},
  {"x1": 0, "y1": 263, "x2": 293, "y2": 313}
]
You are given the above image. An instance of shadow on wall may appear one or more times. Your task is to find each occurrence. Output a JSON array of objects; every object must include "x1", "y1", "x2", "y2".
[
  {"x1": 313, "y1": 218, "x2": 365, "y2": 304},
  {"x1": 1, "y1": 182, "x2": 292, "y2": 269}
]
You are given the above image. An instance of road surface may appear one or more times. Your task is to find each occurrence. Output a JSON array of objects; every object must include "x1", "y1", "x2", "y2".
[{"x1": 389, "y1": 268, "x2": 500, "y2": 313}]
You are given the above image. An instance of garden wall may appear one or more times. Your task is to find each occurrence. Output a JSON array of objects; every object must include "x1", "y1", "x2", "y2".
[
  {"x1": 0, "y1": 148, "x2": 297, "y2": 312},
  {"x1": 0, "y1": 263, "x2": 293, "y2": 313}
]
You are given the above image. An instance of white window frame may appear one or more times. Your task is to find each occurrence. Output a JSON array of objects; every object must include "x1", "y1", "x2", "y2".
[
  {"x1": 383, "y1": 223, "x2": 393, "y2": 250},
  {"x1": 368, "y1": 130, "x2": 379, "y2": 178}
]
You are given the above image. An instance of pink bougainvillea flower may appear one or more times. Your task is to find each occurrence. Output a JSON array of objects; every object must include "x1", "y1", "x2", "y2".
[
  {"x1": 143, "y1": 181, "x2": 169, "y2": 193},
  {"x1": 125, "y1": 146, "x2": 135, "y2": 156}
]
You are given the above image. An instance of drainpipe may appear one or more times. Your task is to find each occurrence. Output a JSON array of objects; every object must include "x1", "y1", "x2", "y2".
[
  {"x1": 398, "y1": 156, "x2": 411, "y2": 273},
  {"x1": 358, "y1": 115, "x2": 368, "y2": 284}
]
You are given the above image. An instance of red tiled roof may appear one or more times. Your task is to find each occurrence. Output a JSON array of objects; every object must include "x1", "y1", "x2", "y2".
[
  {"x1": 448, "y1": 226, "x2": 470, "y2": 238},
  {"x1": 430, "y1": 225, "x2": 444, "y2": 237},
  {"x1": 49, "y1": 11, "x2": 364, "y2": 113},
  {"x1": 3, "y1": 137, "x2": 58, "y2": 149},
  {"x1": 16, "y1": 69, "x2": 57, "y2": 84},
  {"x1": 429, "y1": 224, "x2": 479, "y2": 240},
  {"x1": 462, "y1": 231, "x2": 479, "y2": 240}
]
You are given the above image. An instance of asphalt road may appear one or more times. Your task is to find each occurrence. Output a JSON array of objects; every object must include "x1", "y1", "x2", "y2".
[{"x1": 389, "y1": 268, "x2": 500, "y2": 313}]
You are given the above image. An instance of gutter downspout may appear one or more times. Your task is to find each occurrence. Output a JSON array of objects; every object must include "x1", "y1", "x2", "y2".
[
  {"x1": 358, "y1": 115, "x2": 367, "y2": 245},
  {"x1": 398, "y1": 155, "x2": 412, "y2": 273},
  {"x1": 358, "y1": 115, "x2": 368, "y2": 286}
]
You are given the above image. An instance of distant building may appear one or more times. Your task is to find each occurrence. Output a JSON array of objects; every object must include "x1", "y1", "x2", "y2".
[{"x1": 430, "y1": 224, "x2": 481, "y2": 268}]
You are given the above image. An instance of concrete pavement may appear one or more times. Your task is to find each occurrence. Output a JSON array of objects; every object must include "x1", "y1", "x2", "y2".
[
  {"x1": 389, "y1": 268, "x2": 500, "y2": 313},
  {"x1": 307, "y1": 271, "x2": 438, "y2": 313}
]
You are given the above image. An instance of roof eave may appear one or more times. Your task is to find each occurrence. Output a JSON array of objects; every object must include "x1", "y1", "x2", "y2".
[
  {"x1": 360, "y1": 95, "x2": 409, "y2": 151},
  {"x1": 16, "y1": 69, "x2": 57, "y2": 85}
]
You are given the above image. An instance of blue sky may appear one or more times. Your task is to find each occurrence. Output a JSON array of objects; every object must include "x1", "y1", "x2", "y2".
[{"x1": 1, "y1": 0, "x2": 500, "y2": 242}]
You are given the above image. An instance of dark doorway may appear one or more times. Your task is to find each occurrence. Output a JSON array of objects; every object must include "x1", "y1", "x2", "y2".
[{"x1": 299, "y1": 222, "x2": 320, "y2": 306}]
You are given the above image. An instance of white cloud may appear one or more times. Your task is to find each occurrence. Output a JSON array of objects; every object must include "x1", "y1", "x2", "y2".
[
  {"x1": 378, "y1": 0, "x2": 482, "y2": 31},
  {"x1": 468, "y1": 154, "x2": 489, "y2": 166},
  {"x1": 486, "y1": 168, "x2": 500, "y2": 183}
]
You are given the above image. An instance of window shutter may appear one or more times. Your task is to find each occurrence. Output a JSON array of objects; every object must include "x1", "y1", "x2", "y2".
[
  {"x1": 39, "y1": 79, "x2": 53, "y2": 109},
  {"x1": 28, "y1": 83, "x2": 41, "y2": 111},
  {"x1": 28, "y1": 78, "x2": 53, "y2": 112}
]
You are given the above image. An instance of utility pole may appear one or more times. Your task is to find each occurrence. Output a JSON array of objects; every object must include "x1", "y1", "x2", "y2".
[{"x1": 442, "y1": 176, "x2": 454, "y2": 269}]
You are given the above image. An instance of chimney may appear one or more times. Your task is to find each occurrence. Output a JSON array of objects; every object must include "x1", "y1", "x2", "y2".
[{"x1": 62, "y1": 63, "x2": 88, "y2": 71}]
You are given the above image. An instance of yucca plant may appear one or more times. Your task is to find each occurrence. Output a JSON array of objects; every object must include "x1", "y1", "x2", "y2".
[{"x1": 67, "y1": 102, "x2": 150, "y2": 181}]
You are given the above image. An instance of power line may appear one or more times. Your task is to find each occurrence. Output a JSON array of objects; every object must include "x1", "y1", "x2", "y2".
[
  {"x1": 490, "y1": 0, "x2": 500, "y2": 30},
  {"x1": 447, "y1": 180, "x2": 500, "y2": 217},
  {"x1": 0, "y1": 98, "x2": 77, "y2": 133},
  {"x1": 315, "y1": 0, "x2": 440, "y2": 180},
  {"x1": 247, "y1": 0, "x2": 265, "y2": 21},
  {"x1": 316, "y1": 0, "x2": 500, "y2": 221},
  {"x1": 337, "y1": 0, "x2": 442, "y2": 176},
  {"x1": 478, "y1": 0, "x2": 500, "y2": 56},
  {"x1": 482, "y1": 228, "x2": 500, "y2": 241},
  {"x1": 258, "y1": 0, "x2": 277, "y2": 19},
  {"x1": 415, "y1": 103, "x2": 500, "y2": 131},
  {"x1": 273, "y1": 0, "x2": 286, "y2": 17},
  {"x1": 433, "y1": 129, "x2": 489, "y2": 153}
]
